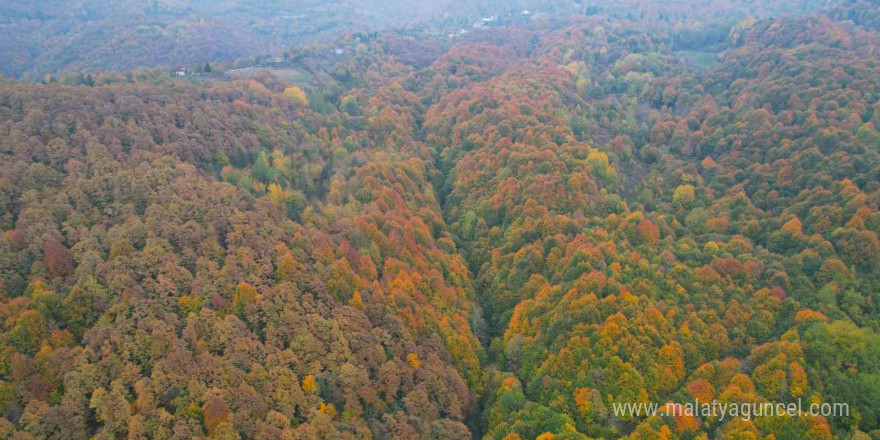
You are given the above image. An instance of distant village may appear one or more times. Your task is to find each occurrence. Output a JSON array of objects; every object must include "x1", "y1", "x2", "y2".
[{"x1": 448, "y1": 9, "x2": 546, "y2": 39}]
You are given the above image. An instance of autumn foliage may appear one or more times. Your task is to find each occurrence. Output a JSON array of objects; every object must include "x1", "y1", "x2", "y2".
[{"x1": 0, "y1": 2, "x2": 878, "y2": 440}]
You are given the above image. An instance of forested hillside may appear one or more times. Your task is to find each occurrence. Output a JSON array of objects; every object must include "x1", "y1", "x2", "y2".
[
  {"x1": 0, "y1": 0, "x2": 852, "y2": 80},
  {"x1": 0, "y1": 1, "x2": 878, "y2": 440}
]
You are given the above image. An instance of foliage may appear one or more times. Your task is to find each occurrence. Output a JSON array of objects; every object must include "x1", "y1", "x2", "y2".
[{"x1": 0, "y1": 2, "x2": 878, "y2": 439}]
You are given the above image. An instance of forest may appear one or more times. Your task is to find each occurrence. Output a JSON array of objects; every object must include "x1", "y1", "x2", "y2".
[
  {"x1": 0, "y1": 0, "x2": 850, "y2": 80},
  {"x1": 0, "y1": 0, "x2": 878, "y2": 439}
]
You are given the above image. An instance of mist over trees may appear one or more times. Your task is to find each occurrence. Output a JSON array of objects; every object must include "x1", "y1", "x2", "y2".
[{"x1": 0, "y1": 0, "x2": 856, "y2": 80}]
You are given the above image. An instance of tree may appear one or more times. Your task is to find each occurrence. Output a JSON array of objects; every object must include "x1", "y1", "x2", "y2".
[
  {"x1": 672, "y1": 185, "x2": 696, "y2": 209},
  {"x1": 210, "y1": 422, "x2": 241, "y2": 440},
  {"x1": 275, "y1": 253, "x2": 297, "y2": 283},
  {"x1": 63, "y1": 279, "x2": 107, "y2": 339},
  {"x1": 267, "y1": 183, "x2": 286, "y2": 206},
  {"x1": 7, "y1": 310, "x2": 47, "y2": 355},
  {"x1": 637, "y1": 219, "x2": 660, "y2": 245},
  {"x1": 232, "y1": 282, "x2": 259, "y2": 315},
  {"x1": 283, "y1": 87, "x2": 308, "y2": 107},
  {"x1": 301, "y1": 375, "x2": 318, "y2": 395},
  {"x1": 253, "y1": 150, "x2": 273, "y2": 183},
  {"x1": 43, "y1": 239, "x2": 73, "y2": 278},
  {"x1": 90, "y1": 382, "x2": 131, "y2": 437},
  {"x1": 203, "y1": 395, "x2": 231, "y2": 435}
]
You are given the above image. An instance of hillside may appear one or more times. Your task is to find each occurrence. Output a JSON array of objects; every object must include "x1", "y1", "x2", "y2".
[
  {"x1": 0, "y1": 1, "x2": 878, "y2": 440},
  {"x1": 0, "y1": 0, "x2": 857, "y2": 80}
]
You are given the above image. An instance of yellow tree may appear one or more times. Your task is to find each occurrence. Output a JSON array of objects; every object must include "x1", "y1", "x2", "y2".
[
  {"x1": 283, "y1": 87, "x2": 309, "y2": 107},
  {"x1": 276, "y1": 253, "x2": 298, "y2": 283}
]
